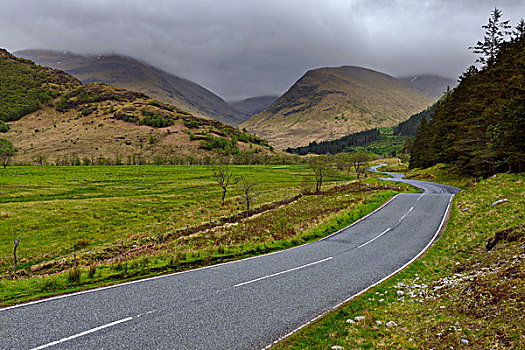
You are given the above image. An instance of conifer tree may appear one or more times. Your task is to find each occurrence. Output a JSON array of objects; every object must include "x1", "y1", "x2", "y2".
[
  {"x1": 470, "y1": 7, "x2": 511, "y2": 65},
  {"x1": 513, "y1": 18, "x2": 525, "y2": 40},
  {"x1": 409, "y1": 117, "x2": 429, "y2": 168}
]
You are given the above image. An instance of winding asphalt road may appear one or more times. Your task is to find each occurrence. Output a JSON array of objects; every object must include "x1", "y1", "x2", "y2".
[{"x1": 1, "y1": 167, "x2": 459, "y2": 350}]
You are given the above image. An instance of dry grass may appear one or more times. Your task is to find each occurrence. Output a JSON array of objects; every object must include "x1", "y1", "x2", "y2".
[{"x1": 5, "y1": 83, "x2": 271, "y2": 164}]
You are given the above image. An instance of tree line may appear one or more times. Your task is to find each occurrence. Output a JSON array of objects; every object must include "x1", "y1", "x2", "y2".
[
  {"x1": 393, "y1": 103, "x2": 437, "y2": 137},
  {"x1": 285, "y1": 128, "x2": 380, "y2": 155}
]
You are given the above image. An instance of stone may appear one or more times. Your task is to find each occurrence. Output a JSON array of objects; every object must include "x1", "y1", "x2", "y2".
[
  {"x1": 491, "y1": 198, "x2": 509, "y2": 207},
  {"x1": 396, "y1": 290, "x2": 405, "y2": 296},
  {"x1": 461, "y1": 339, "x2": 469, "y2": 344},
  {"x1": 354, "y1": 316, "x2": 365, "y2": 322},
  {"x1": 331, "y1": 346, "x2": 344, "y2": 350},
  {"x1": 345, "y1": 319, "x2": 355, "y2": 324},
  {"x1": 386, "y1": 321, "x2": 398, "y2": 328}
]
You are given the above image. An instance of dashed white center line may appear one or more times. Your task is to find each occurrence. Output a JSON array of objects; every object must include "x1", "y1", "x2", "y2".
[
  {"x1": 234, "y1": 257, "x2": 333, "y2": 287},
  {"x1": 30, "y1": 317, "x2": 133, "y2": 350},
  {"x1": 358, "y1": 227, "x2": 391, "y2": 248},
  {"x1": 362, "y1": 195, "x2": 423, "y2": 248}
]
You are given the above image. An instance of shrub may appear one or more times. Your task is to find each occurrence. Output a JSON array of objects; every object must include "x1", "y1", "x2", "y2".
[
  {"x1": 148, "y1": 100, "x2": 174, "y2": 112},
  {"x1": 199, "y1": 135, "x2": 240, "y2": 155},
  {"x1": 88, "y1": 265, "x2": 96, "y2": 279},
  {"x1": 74, "y1": 238, "x2": 90, "y2": 250},
  {"x1": 68, "y1": 268, "x2": 81, "y2": 283},
  {"x1": 184, "y1": 118, "x2": 201, "y2": 129},
  {"x1": 80, "y1": 107, "x2": 90, "y2": 116},
  {"x1": 40, "y1": 278, "x2": 58, "y2": 292},
  {"x1": 139, "y1": 109, "x2": 172, "y2": 128},
  {"x1": 0, "y1": 121, "x2": 9, "y2": 133}
]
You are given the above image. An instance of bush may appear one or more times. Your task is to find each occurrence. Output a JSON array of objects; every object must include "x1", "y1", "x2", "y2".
[
  {"x1": 68, "y1": 268, "x2": 81, "y2": 283},
  {"x1": 199, "y1": 135, "x2": 239, "y2": 155},
  {"x1": 74, "y1": 238, "x2": 90, "y2": 250},
  {"x1": 139, "y1": 109, "x2": 173, "y2": 128},
  {"x1": 148, "y1": 100, "x2": 174, "y2": 112},
  {"x1": 184, "y1": 118, "x2": 201, "y2": 129},
  {"x1": 88, "y1": 265, "x2": 96, "y2": 279},
  {"x1": 39, "y1": 278, "x2": 58, "y2": 292},
  {"x1": 0, "y1": 120, "x2": 9, "y2": 133}
]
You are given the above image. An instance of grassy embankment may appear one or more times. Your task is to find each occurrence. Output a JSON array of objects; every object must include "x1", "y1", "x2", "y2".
[
  {"x1": 0, "y1": 165, "x2": 415, "y2": 306},
  {"x1": 275, "y1": 165, "x2": 524, "y2": 349}
]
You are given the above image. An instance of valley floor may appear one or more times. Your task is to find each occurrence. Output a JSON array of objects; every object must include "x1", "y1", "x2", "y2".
[{"x1": 0, "y1": 164, "x2": 412, "y2": 306}]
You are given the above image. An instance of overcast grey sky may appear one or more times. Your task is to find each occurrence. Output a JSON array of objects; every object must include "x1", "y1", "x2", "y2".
[{"x1": 1, "y1": 0, "x2": 524, "y2": 100}]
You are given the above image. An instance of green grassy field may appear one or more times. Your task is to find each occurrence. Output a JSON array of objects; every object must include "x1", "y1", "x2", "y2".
[
  {"x1": 0, "y1": 165, "x2": 332, "y2": 273},
  {"x1": 275, "y1": 172, "x2": 524, "y2": 349},
  {"x1": 0, "y1": 164, "x2": 417, "y2": 305}
]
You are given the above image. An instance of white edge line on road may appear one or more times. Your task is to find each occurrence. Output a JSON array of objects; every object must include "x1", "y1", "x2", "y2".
[
  {"x1": 30, "y1": 317, "x2": 133, "y2": 350},
  {"x1": 1, "y1": 194, "x2": 401, "y2": 312},
  {"x1": 234, "y1": 257, "x2": 333, "y2": 288},
  {"x1": 262, "y1": 194, "x2": 455, "y2": 350}
]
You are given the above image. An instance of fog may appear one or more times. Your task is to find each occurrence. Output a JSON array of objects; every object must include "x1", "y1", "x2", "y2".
[{"x1": 1, "y1": 0, "x2": 523, "y2": 99}]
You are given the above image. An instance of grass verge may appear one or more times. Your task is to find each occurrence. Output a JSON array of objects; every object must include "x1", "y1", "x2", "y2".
[
  {"x1": 405, "y1": 163, "x2": 476, "y2": 189},
  {"x1": 273, "y1": 172, "x2": 524, "y2": 349}
]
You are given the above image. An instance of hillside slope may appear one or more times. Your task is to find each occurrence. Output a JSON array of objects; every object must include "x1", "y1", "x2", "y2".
[
  {"x1": 398, "y1": 74, "x2": 456, "y2": 99},
  {"x1": 1, "y1": 49, "x2": 271, "y2": 164},
  {"x1": 241, "y1": 66, "x2": 434, "y2": 149},
  {"x1": 229, "y1": 95, "x2": 279, "y2": 116},
  {"x1": 15, "y1": 49, "x2": 247, "y2": 126}
]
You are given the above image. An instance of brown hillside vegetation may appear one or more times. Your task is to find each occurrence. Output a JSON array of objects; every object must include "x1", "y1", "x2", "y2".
[
  {"x1": 15, "y1": 49, "x2": 247, "y2": 125},
  {"x1": 1, "y1": 50, "x2": 272, "y2": 164},
  {"x1": 242, "y1": 66, "x2": 434, "y2": 149}
]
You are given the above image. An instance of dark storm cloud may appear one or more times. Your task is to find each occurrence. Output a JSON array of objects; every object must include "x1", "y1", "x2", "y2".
[{"x1": 1, "y1": 0, "x2": 524, "y2": 100}]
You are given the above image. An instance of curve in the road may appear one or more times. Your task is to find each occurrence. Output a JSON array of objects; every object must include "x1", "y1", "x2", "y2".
[{"x1": 0, "y1": 167, "x2": 460, "y2": 350}]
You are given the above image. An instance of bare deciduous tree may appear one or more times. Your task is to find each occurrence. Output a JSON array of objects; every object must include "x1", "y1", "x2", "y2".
[
  {"x1": 211, "y1": 164, "x2": 238, "y2": 205},
  {"x1": 334, "y1": 153, "x2": 350, "y2": 171},
  {"x1": 32, "y1": 154, "x2": 47, "y2": 166},
  {"x1": 349, "y1": 153, "x2": 372, "y2": 179},
  {"x1": 308, "y1": 155, "x2": 333, "y2": 192},
  {"x1": 238, "y1": 178, "x2": 257, "y2": 218}
]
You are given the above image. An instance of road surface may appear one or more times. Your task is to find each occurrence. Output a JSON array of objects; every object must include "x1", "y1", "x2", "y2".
[{"x1": 0, "y1": 167, "x2": 459, "y2": 350}]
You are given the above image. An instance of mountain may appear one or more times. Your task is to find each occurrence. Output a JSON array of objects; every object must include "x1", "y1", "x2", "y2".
[
  {"x1": 229, "y1": 95, "x2": 279, "y2": 116},
  {"x1": 410, "y1": 37, "x2": 524, "y2": 175},
  {"x1": 397, "y1": 74, "x2": 456, "y2": 99},
  {"x1": 15, "y1": 49, "x2": 248, "y2": 126},
  {"x1": 241, "y1": 66, "x2": 434, "y2": 149},
  {"x1": 0, "y1": 49, "x2": 272, "y2": 164}
]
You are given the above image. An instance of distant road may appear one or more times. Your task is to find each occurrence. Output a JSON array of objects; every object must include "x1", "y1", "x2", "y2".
[{"x1": 0, "y1": 167, "x2": 459, "y2": 350}]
